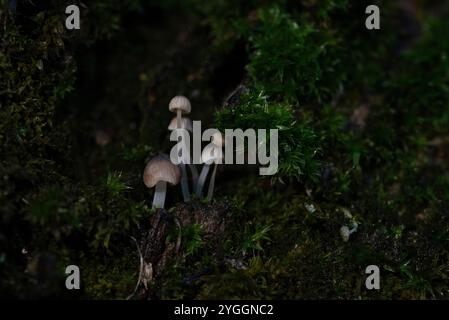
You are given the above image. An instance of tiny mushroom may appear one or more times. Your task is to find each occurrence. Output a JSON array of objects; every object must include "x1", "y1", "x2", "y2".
[
  {"x1": 340, "y1": 222, "x2": 358, "y2": 242},
  {"x1": 143, "y1": 154, "x2": 181, "y2": 209},
  {"x1": 168, "y1": 116, "x2": 197, "y2": 201},
  {"x1": 196, "y1": 132, "x2": 224, "y2": 200},
  {"x1": 169, "y1": 96, "x2": 191, "y2": 129}
]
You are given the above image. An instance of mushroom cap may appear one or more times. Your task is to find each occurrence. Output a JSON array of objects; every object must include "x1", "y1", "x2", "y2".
[
  {"x1": 168, "y1": 116, "x2": 193, "y2": 131},
  {"x1": 143, "y1": 154, "x2": 181, "y2": 188},
  {"x1": 201, "y1": 144, "x2": 223, "y2": 165},
  {"x1": 211, "y1": 131, "x2": 224, "y2": 147},
  {"x1": 169, "y1": 96, "x2": 191, "y2": 114}
]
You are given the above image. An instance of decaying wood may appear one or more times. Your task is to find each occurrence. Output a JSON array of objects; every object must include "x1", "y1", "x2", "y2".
[{"x1": 128, "y1": 201, "x2": 231, "y2": 299}]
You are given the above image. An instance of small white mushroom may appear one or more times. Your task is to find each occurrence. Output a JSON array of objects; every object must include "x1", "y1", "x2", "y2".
[
  {"x1": 340, "y1": 223, "x2": 358, "y2": 242},
  {"x1": 143, "y1": 155, "x2": 181, "y2": 209},
  {"x1": 211, "y1": 130, "x2": 223, "y2": 147},
  {"x1": 168, "y1": 116, "x2": 193, "y2": 132},
  {"x1": 168, "y1": 116, "x2": 197, "y2": 202},
  {"x1": 169, "y1": 96, "x2": 191, "y2": 129},
  {"x1": 196, "y1": 132, "x2": 224, "y2": 200}
]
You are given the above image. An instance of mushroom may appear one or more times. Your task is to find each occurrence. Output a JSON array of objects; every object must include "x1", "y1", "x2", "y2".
[
  {"x1": 143, "y1": 154, "x2": 181, "y2": 208},
  {"x1": 196, "y1": 132, "x2": 223, "y2": 200},
  {"x1": 168, "y1": 116, "x2": 198, "y2": 201},
  {"x1": 169, "y1": 96, "x2": 191, "y2": 129},
  {"x1": 168, "y1": 116, "x2": 193, "y2": 132},
  {"x1": 340, "y1": 223, "x2": 358, "y2": 242}
]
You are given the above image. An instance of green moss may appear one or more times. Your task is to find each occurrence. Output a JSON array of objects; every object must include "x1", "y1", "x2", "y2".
[
  {"x1": 216, "y1": 91, "x2": 321, "y2": 182},
  {"x1": 81, "y1": 252, "x2": 137, "y2": 299},
  {"x1": 247, "y1": 6, "x2": 337, "y2": 102}
]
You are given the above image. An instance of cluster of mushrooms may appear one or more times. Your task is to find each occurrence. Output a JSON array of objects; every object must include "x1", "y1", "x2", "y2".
[{"x1": 143, "y1": 96, "x2": 223, "y2": 209}]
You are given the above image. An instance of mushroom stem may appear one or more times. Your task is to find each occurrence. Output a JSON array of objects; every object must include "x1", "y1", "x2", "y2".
[
  {"x1": 176, "y1": 110, "x2": 182, "y2": 129},
  {"x1": 190, "y1": 164, "x2": 199, "y2": 192},
  {"x1": 195, "y1": 164, "x2": 210, "y2": 197},
  {"x1": 180, "y1": 163, "x2": 190, "y2": 202},
  {"x1": 175, "y1": 112, "x2": 190, "y2": 202},
  {"x1": 152, "y1": 181, "x2": 167, "y2": 208},
  {"x1": 206, "y1": 164, "x2": 218, "y2": 201}
]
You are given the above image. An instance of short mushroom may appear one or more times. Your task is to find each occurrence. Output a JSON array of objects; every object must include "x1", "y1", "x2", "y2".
[
  {"x1": 196, "y1": 132, "x2": 224, "y2": 200},
  {"x1": 143, "y1": 154, "x2": 181, "y2": 209},
  {"x1": 168, "y1": 116, "x2": 197, "y2": 202},
  {"x1": 169, "y1": 96, "x2": 191, "y2": 129}
]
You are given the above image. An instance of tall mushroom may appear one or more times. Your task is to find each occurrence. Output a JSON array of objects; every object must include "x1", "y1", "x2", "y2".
[
  {"x1": 196, "y1": 132, "x2": 224, "y2": 200},
  {"x1": 143, "y1": 154, "x2": 181, "y2": 209},
  {"x1": 169, "y1": 96, "x2": 191, "y2": 129},
  {"x1": 168, "y1": 116, "x2": 198, "y2": 202},
  {"x1": 169, "y1": 96, "x2": 192, "y2": 203}
]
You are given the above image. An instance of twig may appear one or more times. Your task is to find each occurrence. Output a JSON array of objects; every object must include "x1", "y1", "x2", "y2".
[
  {"x1": 174, "y1": 217, "x2": 182, "y2": 253},
  {"x1": 126, "y1": 236, "x2": 144, "y2": 300}
]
